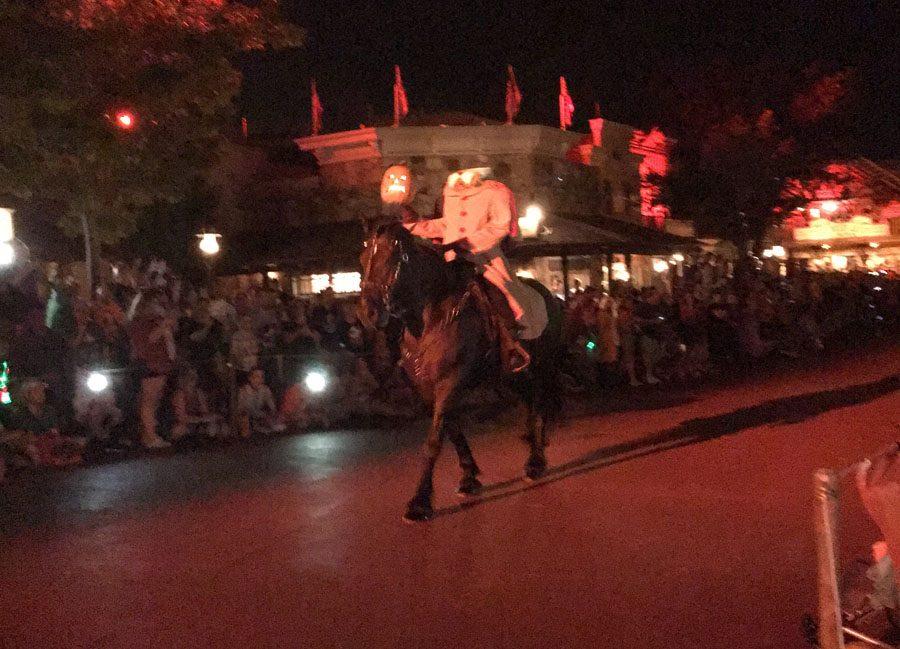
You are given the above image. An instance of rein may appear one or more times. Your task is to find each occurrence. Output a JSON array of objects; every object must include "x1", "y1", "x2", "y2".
[{"x1": 362, "y1": 233, "x2": 409, "y2": 319}]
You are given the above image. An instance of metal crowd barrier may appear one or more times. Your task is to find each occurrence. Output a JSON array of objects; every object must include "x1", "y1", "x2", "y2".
[{"x1": 813, "y1": 441, "x2": 900, "y2": 649}]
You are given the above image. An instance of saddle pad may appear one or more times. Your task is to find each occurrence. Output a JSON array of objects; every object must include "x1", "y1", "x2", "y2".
[{"x1": 507, "y1": 278, "x2": 548, "y2": 340}]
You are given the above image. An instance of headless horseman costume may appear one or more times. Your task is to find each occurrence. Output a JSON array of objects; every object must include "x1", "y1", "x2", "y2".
[{"x1": 404, "y1": 169, "x2": 548, "y2": 372}]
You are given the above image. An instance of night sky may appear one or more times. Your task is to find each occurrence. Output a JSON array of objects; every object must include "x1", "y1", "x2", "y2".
[{"x1": 242, "y1": 0, "x2": 899, "y2": 157}]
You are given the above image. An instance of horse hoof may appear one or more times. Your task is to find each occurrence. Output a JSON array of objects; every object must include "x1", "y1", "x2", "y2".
[
  {"x1": 403, "y1": 501, "x2": 434, "y2": 523},
  {"x1": 455, "y1": 477, "x2": 483, "y2": 497}
]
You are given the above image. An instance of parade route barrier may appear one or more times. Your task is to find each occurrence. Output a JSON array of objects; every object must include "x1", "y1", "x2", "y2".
[{"x1": 813, "y1": 441, "x2": 900, "y2": 649}]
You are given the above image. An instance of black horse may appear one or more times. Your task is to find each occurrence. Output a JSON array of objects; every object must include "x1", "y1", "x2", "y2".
[{"x1": 359, "y1": 222, "x2": 564, "y2": 522}]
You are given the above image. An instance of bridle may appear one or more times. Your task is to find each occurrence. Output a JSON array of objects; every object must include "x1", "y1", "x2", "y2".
[{"x1": 362, "y1": 231, "x2": 409, "y2": 320}]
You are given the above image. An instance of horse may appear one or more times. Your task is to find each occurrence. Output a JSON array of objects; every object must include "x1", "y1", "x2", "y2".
[{"x1": 359, "y1": 221, "x2": 564, "y2": 522}]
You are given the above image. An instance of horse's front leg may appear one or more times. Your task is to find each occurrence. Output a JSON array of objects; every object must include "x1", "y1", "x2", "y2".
[
  {"x1": 404, "y1": 408, "x2": 446, "y2": 522},
  {"x1": 446, "y1": 416, "x2": 482, "y2": 496}
]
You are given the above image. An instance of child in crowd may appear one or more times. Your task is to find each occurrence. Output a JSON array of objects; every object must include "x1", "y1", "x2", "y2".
[
  {"x1": 236, "y1": 368, "x2": 284, "y2": 438},
  {"x1": 170, "y1": 367, "x2": 227, "y2": 441},
  {"x1": 229, "y1": 315, "x2": 259, "y2": 382}
]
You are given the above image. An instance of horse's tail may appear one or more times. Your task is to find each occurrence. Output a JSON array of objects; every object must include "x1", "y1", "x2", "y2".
[{"x1": 521, "y1": 278, "x2": 565, "y2": 422}]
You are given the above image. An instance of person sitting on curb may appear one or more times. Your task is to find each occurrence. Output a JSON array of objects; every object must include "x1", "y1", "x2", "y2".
[
  {"x1": 10, "y1": 378, "x2": 83, "y2": 467},
  {"x1": 170, "y1": 367, "x2": 227, "y2": 441},
  {"x1": 236, "y1": 368, "x2": 284, "y2": 438}
]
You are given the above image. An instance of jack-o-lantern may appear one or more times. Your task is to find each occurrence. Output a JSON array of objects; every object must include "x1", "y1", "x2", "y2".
[{"x1": 380, "y1": 164, "x2": 414, "y2": 204}]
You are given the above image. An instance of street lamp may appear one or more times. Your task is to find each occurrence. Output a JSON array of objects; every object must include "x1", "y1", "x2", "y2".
[
  {"x1": 518, "y1": 204, "x2": 544, "y2": 238},
  {"x1": 113, "y1": 109, "x2": 137, "y2": 131},
  {"x1": 197, "y1": 232, "x2": 222, "y2": 256}
]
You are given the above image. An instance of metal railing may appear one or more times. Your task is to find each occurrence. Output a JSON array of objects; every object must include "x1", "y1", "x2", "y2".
[{"x1": 813, "y1": 441, "x2": 900, "y2": 649}]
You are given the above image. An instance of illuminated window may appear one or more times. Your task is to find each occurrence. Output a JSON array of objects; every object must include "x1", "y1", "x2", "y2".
[
  {"x1": 310, "y1": 274, "x2": 331, "y2": 293},
  {"x1": 331, "y1": 272, "x2": 361, "y2": 293},
  {"x1": 305, "y1": 272, "x2": 362, "y2": 294}
]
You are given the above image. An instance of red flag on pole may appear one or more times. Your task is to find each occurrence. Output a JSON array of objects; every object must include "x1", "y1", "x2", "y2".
[
  {"x1": 505, "y1": 65, "x2": 522, "y2": 125},
  {"x1": 559, "y1": 76, "x2": 575, "y2": 130},
  {"x1": 393, "y1": 65, "x2": 409, "y2": 128},
  {"x1": 311, "y1": 79, "x2": 324, "y2": 136}
]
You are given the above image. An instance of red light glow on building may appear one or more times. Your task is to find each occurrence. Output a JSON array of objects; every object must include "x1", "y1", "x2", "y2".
[{"x1": 630, "y1": 127, "x2": 671, "y2": 229}]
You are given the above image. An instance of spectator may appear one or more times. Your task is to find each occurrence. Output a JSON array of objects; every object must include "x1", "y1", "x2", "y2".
[
  {"x1": 229, "y1": 315, "x2": 260, "y2": 384},
  {"x1": 236, "y1": 368, "x2": 284, "y2": 438},
  {"x1": 129, "y1": 291, "x2": 177, "y2": 449},
  {"x1": 170, "y1": 366, "x2": 226, "y2": 441},
  {"x1": 10, "y1": 378, "x2": 82, "y2": 466},
  {"x1": 178, "y1": 298, "x2": 227, "y2": 403}
]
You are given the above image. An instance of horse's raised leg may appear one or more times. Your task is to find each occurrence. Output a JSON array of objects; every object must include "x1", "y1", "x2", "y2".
[
  {"x1": 446, "y1": 417, "x2": 481, "y2": 496},
  {"x1": 404, "y1": 409, "x2": 446, "y2": 522}
]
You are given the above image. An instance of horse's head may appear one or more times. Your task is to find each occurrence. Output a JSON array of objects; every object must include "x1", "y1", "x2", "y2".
[{"x1": 358, "y1": 221, "x2": 414, "y2": 329}]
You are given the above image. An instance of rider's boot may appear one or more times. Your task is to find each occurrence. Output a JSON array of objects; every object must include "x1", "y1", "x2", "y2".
[{"x1": 497, "y1": 316, "x2": 531, "y2": 373}]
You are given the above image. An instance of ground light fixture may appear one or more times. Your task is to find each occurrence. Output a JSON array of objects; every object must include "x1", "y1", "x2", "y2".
[
  {"x1": 86, "y1": 372, "x2": 109, "y2": 394},
  {"x1": 0, "y1": 242, "x2": 14, "y2": 266},
  {"x1": 304, "y1": 370, "x2": 328, "y2": 394}
]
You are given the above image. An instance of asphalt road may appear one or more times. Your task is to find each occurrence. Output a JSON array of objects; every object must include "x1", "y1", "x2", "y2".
[{"x1": 1, "y1": 345, "x2": 898, "y2": 649}]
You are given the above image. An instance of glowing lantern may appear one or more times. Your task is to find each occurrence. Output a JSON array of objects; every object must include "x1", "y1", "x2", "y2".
[
  {"x1": 652, "y1": 258, "x2": 670, "y2": 273},
  {"x1": 0, "y1": 208, "x2": 13, "y2": 242},
  {"x1": 830, "y1": 255, "x2": 847, "y2": 271},
  {"x1": 380, "y1": 164, "x2": 414, "y2": 204},
  {"x1": 518, "y1": 204, "x2": 544, "y2": 238},
  {"x1": 821, "y1": 200, "x2": 839, "y2": 214},
  {"x1": 197, "y1": 232, "x2": 221, "y2": 256}
]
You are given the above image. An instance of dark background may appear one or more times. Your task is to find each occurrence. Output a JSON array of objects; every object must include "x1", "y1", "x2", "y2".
[{"x1": 240, "y1": 0, "x2": 898, "y2": 156}]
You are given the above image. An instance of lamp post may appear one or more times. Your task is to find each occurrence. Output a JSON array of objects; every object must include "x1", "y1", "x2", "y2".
[{"x1": 197, "y1": 231, "x2": 222, "y2": 289}]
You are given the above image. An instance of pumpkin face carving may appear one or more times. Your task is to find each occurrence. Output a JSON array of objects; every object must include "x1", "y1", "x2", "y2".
[{"x1": 380, "y1": 164, "x2": 414, "y2": 204}]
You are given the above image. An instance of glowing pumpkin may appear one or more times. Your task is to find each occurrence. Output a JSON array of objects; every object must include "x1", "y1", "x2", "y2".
[{"x1": 380, "y1": 164, "x2": 414, "y2": 204}]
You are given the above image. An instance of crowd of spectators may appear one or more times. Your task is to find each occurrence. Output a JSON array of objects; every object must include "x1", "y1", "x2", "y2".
[
  {"x1": 0, "y1": 254, "x2": 897, "y2": 481},
  {"x1": 0, "y1": 259, "x2": 416, "y2": 480},
  {"x1": 563, "y1": 254, "x2": 899, "y2": 391}
]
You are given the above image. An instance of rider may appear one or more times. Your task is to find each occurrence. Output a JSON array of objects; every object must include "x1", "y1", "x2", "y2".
[{"x1": 403, "y1": 167, "x2": 547, "y2": 372}]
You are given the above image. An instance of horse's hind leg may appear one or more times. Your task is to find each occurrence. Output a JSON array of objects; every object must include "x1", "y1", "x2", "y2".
[
  {"x1": 524, "y1": 408, "x2": 548, "y2": 481},
  {"x1": 447, "y1": 420, "x2": 481, "y2": 496}
]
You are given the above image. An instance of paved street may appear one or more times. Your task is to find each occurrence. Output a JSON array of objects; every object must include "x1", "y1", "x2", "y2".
[{"x1": 1, "y1": 345, "x2": 898, "y2": 649}]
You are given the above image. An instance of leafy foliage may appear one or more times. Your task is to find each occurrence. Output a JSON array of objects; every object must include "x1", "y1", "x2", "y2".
[
  {"x1": 658, "y1": 65, "x2": 853, "y2": 248},
  {"x1": 0, "y1": 0, "x2": 301, "y2": 245}
]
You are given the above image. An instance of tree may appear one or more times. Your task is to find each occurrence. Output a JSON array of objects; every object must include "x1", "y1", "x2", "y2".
[
  {"x1": 658, "y1": 66, "x2": 851, "y2": 250},
  {"x1": 0, "y1": 0, "x2": 301, "y2": 248}
]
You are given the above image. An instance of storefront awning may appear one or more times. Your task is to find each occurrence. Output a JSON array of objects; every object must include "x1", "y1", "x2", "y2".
[{"x1": 508, "y1": 213, "x2": 696, "y2": 260}]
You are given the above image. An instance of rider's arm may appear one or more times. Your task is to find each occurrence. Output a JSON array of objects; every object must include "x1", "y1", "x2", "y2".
[
  {"x1": 404, "y1": 218, "x2": 446, "y2": 240},
  {"x1": 467, "y1": 188, "x2": 512, "y2": 254}
]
